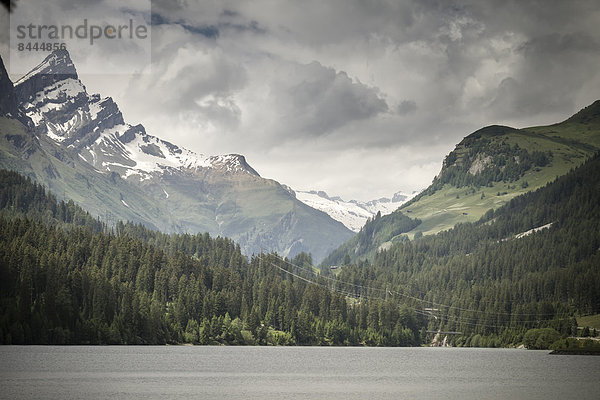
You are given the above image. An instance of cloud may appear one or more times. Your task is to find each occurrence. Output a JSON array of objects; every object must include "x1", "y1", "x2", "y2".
[
  {"x1": 122, "y1": 25, "x2": 246, "y2": 131},
  {"x1": 3, "y1": 0, "x2": 599, "y2": 200},
  {"x1": 113, "y1": 0, "x2": 600, "y2": 199},
  {"x1": 486, "y1": 32, "x2": 600, "y2": 121},
  {"x1": 268, "y1": 61, "x2": 388, "y2": 137},
  {"x1": 396, "y1": 100, "x2": 417, "y2": 115}
]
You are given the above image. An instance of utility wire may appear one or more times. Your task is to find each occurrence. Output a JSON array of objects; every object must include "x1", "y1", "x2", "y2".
[
  {"x1": 260, "y1": 254, "x2": 577, "y2": 329},
  {"x1": 272, "y1": 254, "x2": 564, "y2": 318}
]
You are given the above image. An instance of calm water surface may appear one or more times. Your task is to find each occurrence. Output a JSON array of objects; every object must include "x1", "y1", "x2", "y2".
[{"x1": 1, "y1": 346, "x2": 599, "y2": 399}]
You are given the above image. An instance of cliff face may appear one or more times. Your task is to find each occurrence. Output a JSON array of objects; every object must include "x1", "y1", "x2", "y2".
[{"x1": 0, "y1": 56, "x2": 28, "y2": 125}]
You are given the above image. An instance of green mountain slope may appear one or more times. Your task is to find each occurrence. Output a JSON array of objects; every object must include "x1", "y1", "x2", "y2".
[
  {"x1": 330, "y1": 153, "x2": 600, "y2": 345},
  {"x1": 0, "y1": 116, "x2": 352, "y2": 262},
  {"x1": 1, "y1": 151, "x2": 598, "y2": 347},
  {"x1": 0, "y1": 117, "x2": 168, "y2": 230},
  {"x1": 323, "y1": 100, "x2": 600, "y2": 265},
  {"x1": 322, "y1": 211, "x2": 422, "y2": 267},
  {"x1": 128, "y1": 165, "x2": 353, "y2": 262}
]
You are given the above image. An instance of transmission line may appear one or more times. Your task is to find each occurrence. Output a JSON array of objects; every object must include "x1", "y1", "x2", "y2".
[{"x1": 255, "y1": 253, "x2": 575, "y2": 330}]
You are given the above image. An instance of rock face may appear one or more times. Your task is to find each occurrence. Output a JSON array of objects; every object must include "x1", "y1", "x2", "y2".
[
  {"x1": 14, "y1": 51, "x2": 266, "y2": 182},
  {"x1": 0, "y1": 57, "x2": 27, "y2": 124},
  {"x1": 15, "y1": 49, "x2": 78, "y2": 103},
  {"x1": 5, "y1": 50, "x2": 353, "y2": 262}
]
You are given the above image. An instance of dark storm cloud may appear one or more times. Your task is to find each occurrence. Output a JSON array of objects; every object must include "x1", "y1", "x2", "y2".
[
  {"x1": 150, "y1": 13, "x2": 220, "y2": 38},
  {"x1": 520, "y1": 32, "x2": 600, "y2": 55},
  {"x1": 123, "y1": 0, "x2": 599, "y2": 198},
  {"x1": 430, "y1": 0, "x2": 600, "y2": 122},
  {"x1": 55, "y1": 0, "x2": 98, "y2": 10},
  {"x1": 180, "y1": 24, "x2": 219, "y2": 38},
  {"x1": 273, "y1": 61, "x2": 388, "y2": 137},
  {"x1": 488, "y1": 31, "x2": 600, "y2": 119},
  {"x1": 5, "y1": 1, "x2": 594, "y2": 199},
  {"x1": 150, "y1": 2, "x2": 266, "y2": 40}
]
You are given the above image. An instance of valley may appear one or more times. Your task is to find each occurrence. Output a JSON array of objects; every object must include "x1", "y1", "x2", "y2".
[{"x1": 1, "y1": 50, "x2": 598, "y2": 351}]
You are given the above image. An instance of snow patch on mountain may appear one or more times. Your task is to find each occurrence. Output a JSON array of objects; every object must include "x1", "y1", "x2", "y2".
[
  {"x1": 14, "y1": 49, "x2": 77, "y2": 86},
  {"x1": 14, "y1": 50, "x2": 258, "y2": 180},
  {"x1": 295, "y1": 190, "x2": 416, "y2": 232},
  {"x1": 514, "y1": 223, "x2": 553, "y2": 239}
]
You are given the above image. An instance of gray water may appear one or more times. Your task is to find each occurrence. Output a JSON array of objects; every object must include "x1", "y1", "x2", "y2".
[{"x1": 0, "y1": 346, "x2": 598, "y2": 399}]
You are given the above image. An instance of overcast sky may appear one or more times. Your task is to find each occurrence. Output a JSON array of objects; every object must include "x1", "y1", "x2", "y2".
[{"x1": 3, "y1": 0, "x2": 600, "y2": 201}]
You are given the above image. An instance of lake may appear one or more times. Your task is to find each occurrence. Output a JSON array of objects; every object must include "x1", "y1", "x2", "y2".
[{"x1": 1, "y1": 346, "x2": 599, "y2": 399}]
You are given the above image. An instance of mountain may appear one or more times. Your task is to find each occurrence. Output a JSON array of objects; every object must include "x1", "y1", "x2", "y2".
[
  {"x1": 328, "y1": 151, "x2": 600, "y2": 346},
  {"x1": 14, "y1": 51, "x2": 256, "y2": 180},
  {"x1": 1, "y1": 50, "x2": 353, "y2": 262},
  {"x1": 1, "y1": 54, "x2": 167, "y2": 232},
  {"x1": 0, "y1": 168, "x2": 422, "y2": 346},
  {"x1": 323, "y1": 101, "x2": 600, "y2": 265},
  {"x1": 2, "y1": 51, "x2": 597, "y2": 348},
  {"x1": 295, "y1": 189, "x2": 415, "y2": 232},
  {"x1": 1, "y1": 151, "x2": 598, "y2": 346},
  {"x1": 1, "y1": 143, "x2": 597, "y2": 347}
]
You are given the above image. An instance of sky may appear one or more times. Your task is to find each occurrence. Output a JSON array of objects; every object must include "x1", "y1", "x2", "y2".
[{"x1": 2, "y1": 0, "x2": 600, "y2": 201}]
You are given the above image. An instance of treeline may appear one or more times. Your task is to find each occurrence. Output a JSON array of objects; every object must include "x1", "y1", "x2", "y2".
[
  {"x1": 2, "y1": 146, "x2": 598, "y2": 348},
  {"x1": 0, "y1": 170, "x2": 424, "y2": 345},
  {"x1": 0, "y1": 170, "x2": 103, "y2": 232},
  {"x1": 330, "y1": 153, "x2": 600, "y2": 347}
]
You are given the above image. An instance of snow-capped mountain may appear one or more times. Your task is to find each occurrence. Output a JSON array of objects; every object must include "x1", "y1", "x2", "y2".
[
  {"x1": 5, "y1": 50, "x2": 352, "y2": 262},
  {"x1": 295, "y1": 190, "x2": 416, "y2": 232},
  {"x1": 15, "y1": 50, "x2": 257, "y2": 181}
]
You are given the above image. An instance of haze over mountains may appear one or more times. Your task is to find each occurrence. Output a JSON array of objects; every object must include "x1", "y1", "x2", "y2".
[
  {"x1": 294, "y1": 189, "x2": 416, "y2": 232},
  {"x1": 0, "y1": 50, "x2": 353, "y2": 262}
]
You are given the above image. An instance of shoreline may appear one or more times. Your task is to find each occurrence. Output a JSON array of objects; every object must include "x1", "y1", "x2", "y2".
[{"x1": 549, "y1": 349, "x2": 600, "y2": 356}]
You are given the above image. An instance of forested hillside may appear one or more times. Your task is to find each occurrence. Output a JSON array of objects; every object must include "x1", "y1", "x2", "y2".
[
  {"x1": 328, "y1": 153, "x2": 600, "y2": 346},
  {"x1": 2, "y1": 147, "x2": 598, "y2": 347},
  {"x1": 0, "y1": 170, "x2": 422, "y2": 345}
]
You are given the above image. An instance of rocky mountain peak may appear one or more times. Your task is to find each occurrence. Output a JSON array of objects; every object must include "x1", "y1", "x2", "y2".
[
  {"x1": 13, "y1": 50, "x2": 261, "y2": 180},
  {"x1": 208, "y1": 154, "x2": 260, "y2": 176},
  {"x1": 295, "y1": 189, "x2": 415, "y2": 232},
  {"x1": 391, "y1": 191, "x2": 409, "y2": 203},
  {"x1": 14, "y1": 50, "x2": 78, "y2": 104},
  {"x1": 18, "y1": 49, "x2": 76, "y2": 80}
]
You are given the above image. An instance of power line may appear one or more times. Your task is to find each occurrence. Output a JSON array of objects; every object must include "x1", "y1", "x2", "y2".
[
  {"x1": 255, "y1": 252, "x2": 577, "y2": 332},
  {"x1": 272, "y1": 254, "x2": 563, "y2": 318}
]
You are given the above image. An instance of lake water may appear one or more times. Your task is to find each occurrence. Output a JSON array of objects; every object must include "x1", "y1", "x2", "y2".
[{"x1": 1, "y1": 346, "x2": 599, "y2": 399}]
